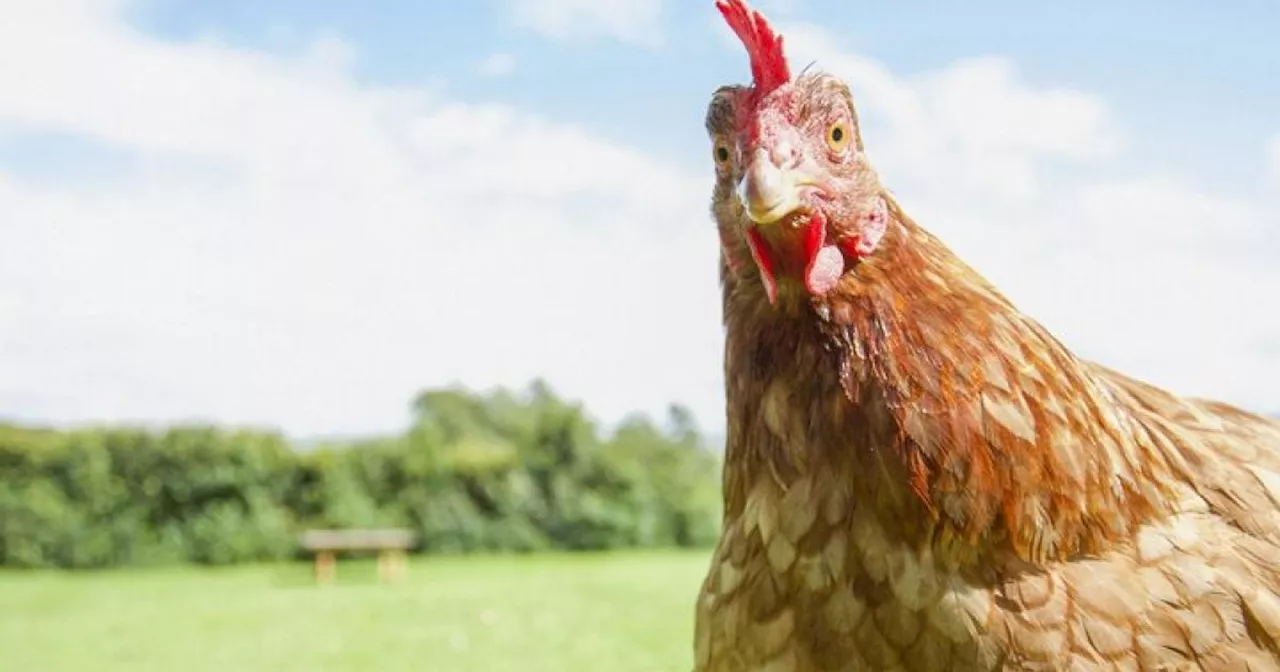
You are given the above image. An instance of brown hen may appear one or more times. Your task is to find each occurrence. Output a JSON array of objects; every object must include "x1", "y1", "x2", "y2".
[{"x1": 694, "y1": 1, "x2": 1280, "y2": 670}]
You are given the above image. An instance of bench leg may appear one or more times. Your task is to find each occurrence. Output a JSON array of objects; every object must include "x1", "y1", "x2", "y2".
[
  {"x1": 391, "y1": 549, "x2": 407, "y2": 582},
  {"x1": 315, "y1": 551, "x2": 336, "y2": 586},
  {"x1": 377, "y1": 549, "x2": 407, "y2": 583}
]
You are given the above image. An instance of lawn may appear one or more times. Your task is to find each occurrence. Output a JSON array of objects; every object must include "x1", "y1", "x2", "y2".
[{"x1": 0, "y1": 550, "x2": 712, "y2": 672}]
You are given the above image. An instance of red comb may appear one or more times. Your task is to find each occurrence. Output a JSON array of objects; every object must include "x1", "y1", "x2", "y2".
[{"x1": 715, "y1": 0, "x2": 791, "y2": 97}]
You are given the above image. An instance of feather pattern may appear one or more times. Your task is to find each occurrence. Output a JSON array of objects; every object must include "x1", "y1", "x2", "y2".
[{"x1": 695, "y1": 199, "x2": 1280, "y2": 670}]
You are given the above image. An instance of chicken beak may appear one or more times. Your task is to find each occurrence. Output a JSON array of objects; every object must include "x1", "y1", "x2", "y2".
[
  {"x1": 736, "y1": 148, "x2": 842, "y2": 305},
  {"x1": 738, "y1": 149, "x2": 806, "y2": 225}
]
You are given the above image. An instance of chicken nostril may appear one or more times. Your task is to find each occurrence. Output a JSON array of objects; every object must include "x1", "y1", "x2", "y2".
[{"x1": 769, "y1": 141, "x2": 799, "y2": 169}]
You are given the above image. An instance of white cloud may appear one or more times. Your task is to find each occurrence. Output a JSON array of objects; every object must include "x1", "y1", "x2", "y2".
[
  {"x1": 477, "y1": 52, "x2": 516, "y2": 77},
  {"x1": 504, "y1": 0, "x2": 663, "y2": 46},
  {"x1": 0, "y1": 0, "x2": 721, "y2": 435},
  {"x1": 1, "y1": 1, "x2": 1277, "y2": 443}
]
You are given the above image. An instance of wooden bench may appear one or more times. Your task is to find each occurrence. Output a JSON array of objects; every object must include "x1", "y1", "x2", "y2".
[{"x1": 299, "y1": 528, "x2": 417, "y2": 585}]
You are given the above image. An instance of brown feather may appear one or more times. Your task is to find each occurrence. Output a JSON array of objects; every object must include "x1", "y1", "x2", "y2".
[{"x1": 695, "y1": 70, "x2": 1280, "y2": 672}]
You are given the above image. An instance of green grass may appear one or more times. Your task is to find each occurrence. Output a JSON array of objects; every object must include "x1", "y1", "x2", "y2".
[{"x1": 0, "y1": 550, "x2": 712, "y2": 672}]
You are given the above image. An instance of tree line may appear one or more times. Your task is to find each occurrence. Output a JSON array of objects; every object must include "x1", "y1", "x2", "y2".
[{"x1": 0, "y1": 382, "x2": 723, "y2": 569}]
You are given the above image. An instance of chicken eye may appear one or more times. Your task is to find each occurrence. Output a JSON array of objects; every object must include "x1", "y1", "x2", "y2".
[
  {"x1": 714, "y1": 144, "x2": 732, "y2": 164},
  {"x1": 826, "y1": 121, "x2": 850, "y2": 153}
]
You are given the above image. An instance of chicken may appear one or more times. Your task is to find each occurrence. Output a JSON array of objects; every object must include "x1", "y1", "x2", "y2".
[{"x1": 693, "y1": 1, "x2": 1280, "y2": 670}]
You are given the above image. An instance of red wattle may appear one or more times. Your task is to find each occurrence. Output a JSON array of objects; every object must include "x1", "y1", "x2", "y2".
[
  {"x1": 802, "y1": 213, "x2": 843, "y2": 296},
  {"x1": 745, "y1": 227, "x2": 778, "y2": 304},
  {"x1": 838, "y1": 237, "x2": 865, "y2": 262}
]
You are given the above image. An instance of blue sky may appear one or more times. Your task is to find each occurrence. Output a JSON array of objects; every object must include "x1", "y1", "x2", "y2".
[
  {"x1": 1, "y1": 0, "x2": 1277, "y2": 437},
  {"x1": 127, "y1": 0, "x2": 1280, "y2": 182}
]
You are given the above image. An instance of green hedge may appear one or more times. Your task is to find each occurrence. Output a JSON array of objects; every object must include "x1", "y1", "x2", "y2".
[{"x1": 0, "y1": 383, "x2": 723, "y2": 568}]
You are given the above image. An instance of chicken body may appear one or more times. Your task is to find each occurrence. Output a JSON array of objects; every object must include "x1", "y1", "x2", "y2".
[
  {"x1": 695, "y1": 2, "x2": 1280, "y2": 670},
  {"x1": 694, "y1": 222, "x2": 1280, "y2": 670}
]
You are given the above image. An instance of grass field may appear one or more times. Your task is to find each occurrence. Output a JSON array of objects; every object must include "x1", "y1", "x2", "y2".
[{"x1": 0, "y1": 550, "x2": 712, "y2": 672}]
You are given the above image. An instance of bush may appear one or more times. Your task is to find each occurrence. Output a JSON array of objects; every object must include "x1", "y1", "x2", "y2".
[{"x1": 0, "y1": 382, "x2": 723, "y2": 568}]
